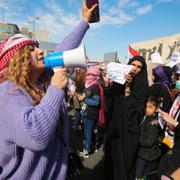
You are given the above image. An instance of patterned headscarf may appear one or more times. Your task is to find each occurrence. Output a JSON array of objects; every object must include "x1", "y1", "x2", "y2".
[
  {"x1": 85, "y1": 66, "x2": 100, "y2": 88},
  {"x1": 0, "y1": 33, "x2": 38, "y2": 81}
]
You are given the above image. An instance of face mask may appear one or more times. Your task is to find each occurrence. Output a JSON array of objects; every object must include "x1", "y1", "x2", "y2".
[{"x1": 175, "y1": 80, "x2": 180, "y2": 90}]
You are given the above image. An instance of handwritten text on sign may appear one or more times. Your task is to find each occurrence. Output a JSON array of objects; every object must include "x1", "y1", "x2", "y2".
[{"x1": 107, "y1": 62, "x2": 133, "y2": 84}]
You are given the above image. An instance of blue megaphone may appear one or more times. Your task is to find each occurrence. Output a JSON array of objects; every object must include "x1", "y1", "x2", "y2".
[{"x1": 44, "y1": 45, "x2": 87, "y2": 68}]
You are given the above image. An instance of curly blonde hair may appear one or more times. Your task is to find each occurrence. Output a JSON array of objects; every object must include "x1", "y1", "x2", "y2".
[{"x1": 6, "y1": 45, "x2": 50, "y2": 105}]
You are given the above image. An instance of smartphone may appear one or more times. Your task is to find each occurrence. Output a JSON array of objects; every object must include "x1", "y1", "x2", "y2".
[{"x1": 86, "y1": 0, "x2": 100, "y2": 23}]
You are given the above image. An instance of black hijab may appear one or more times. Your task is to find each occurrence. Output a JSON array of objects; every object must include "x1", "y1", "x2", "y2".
[
  {"x1": 127, "y1": 56, "x2": 149, "y2": 113},
  {"x1": 128, "y1": 56, "x2": 148, "y2": 89}
]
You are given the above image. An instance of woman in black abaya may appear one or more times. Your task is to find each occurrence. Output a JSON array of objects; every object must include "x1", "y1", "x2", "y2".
[{"x1": 105, "y1": 56, "x2": 149, "y2": 180}]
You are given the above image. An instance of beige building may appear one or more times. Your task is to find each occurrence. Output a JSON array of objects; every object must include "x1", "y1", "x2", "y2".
[
  {"x1": 131, "y1": 34, "x2": 180, "y2": 75},
  {"x1": 131, "y1": 34, "x2": 180, "y2": 63},
  {"x1": 34, "y1": 30, "x2": 49, "y2": 42},
  {"x1": 0, "y1": 23, "x2": 20, "y2": 41},
  {"x1": 21, "y1": 26, "x2": 49, "y2": 41}
]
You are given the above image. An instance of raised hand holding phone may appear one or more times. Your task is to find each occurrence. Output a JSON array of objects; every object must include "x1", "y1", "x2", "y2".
[{"x1": 83, "y1": 0, "x2": 100, "y2": 23}]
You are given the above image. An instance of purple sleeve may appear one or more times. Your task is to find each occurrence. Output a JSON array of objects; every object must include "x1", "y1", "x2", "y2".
[
  {"x1": 8, "y1": 85, "x2": 65, "y2": 151},
  {"x1": 55, "y1": 20, "x2": 89, "y2": 52}
]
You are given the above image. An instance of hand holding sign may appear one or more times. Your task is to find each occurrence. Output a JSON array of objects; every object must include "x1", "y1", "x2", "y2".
[{"x1": 106, "y1": 62, "x2": 133, "y2": 84}]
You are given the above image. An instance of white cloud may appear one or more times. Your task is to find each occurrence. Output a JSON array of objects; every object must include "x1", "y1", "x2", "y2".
[
  {"x1": 157, "y1": 0, "x2": 180, "y2": 3},
  {"x1": 117, "y1": 0, "x2": 140, "y2": 8},
  {"x1": 37, "y1": 0, "x2": 135, "y2": 39},
  {"x1": 0, "y1": 0, "x2": 147, "y2": 38},
  {"x1": 158, "y1": 0, "x2": 174, "y2": 2},
  {"x1": 118, "y1": 0, "x2": 131, "y2": 8},
  {"x1": 31, "y1": 0, "x2": 81, "y2": 42},
  {"x1": 0, "y1": 1, "x2": 28, "y2": 25},
  {"x1": 136, "y1": 4, "x2": 152, "y2": 15},
  {"x1": 0, "y1": 1, "x2": 10, "y2": 9},
  {"x1": 0, "y1": 0, "x2": 159, "y2": 43},
  {"x1": 128, "y1": 1, "x2": 140, "y2": 8},
  {"x1": 44, "y1": 0, "x2": 64, "y2": 15},
  {"x1": 61, "y1": 13, "x2": 79, "y2": 26},
  {"x1": 67, "y1": 0, "x2": 75, "y2": 4},
  {"x1": 97, "y1": 0, "x2": 135, "y2": 26},
  {"x1": 108, "y1": 7, "x2": 120, "y2": 15},
  {"x1": 101, "y1": 13, "x2": 133, "y2": 25}
]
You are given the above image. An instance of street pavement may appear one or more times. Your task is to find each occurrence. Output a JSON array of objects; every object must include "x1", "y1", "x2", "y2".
[
  {"x1": 68, "y1": 111, "x2": 104, "y2": 180},
  {"x1": 70, "y1": 147, "x2": 104, "y2": 180}
]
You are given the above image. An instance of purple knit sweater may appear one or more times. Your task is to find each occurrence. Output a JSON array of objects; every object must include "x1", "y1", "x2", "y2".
[{"x1": 0, "y1": 20, "x2": 89, "y2": 180}]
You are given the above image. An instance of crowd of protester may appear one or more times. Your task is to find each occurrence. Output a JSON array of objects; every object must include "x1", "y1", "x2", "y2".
[
  {"x1": 0, "y1": 1, "x2": 180, "y2": 180},
  {"x1": 65, "y1": 59, "x2": 180, "y2": 180}
]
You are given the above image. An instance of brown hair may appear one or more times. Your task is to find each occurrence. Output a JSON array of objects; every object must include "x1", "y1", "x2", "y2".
[{"x1": 6, "y1": 45, "x2": 49, "y2": 105}]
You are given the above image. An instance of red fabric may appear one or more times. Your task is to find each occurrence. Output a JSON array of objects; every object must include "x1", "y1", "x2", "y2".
[
  {"x1": 85, "y1": 66, "x2": 106, "y2": 127},
  {"x1": 97, "y1": 83, "x2": 106, "y2": 127},
  {"x1": 128, "y1": 45, "x2": 140, "y2": 58}
]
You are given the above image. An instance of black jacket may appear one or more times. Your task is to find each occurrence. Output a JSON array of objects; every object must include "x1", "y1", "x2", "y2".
[
  {"x1": 83, "y1": 85, "x2": 100, "y2": 120},
  {"x1": 138, "y1": 115, "x2": 162, "y2": 161}
]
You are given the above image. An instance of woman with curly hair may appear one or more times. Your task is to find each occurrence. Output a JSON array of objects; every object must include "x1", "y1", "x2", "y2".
[{"x1": 0, "y1": 1, "x2": 97, "y2": 179}]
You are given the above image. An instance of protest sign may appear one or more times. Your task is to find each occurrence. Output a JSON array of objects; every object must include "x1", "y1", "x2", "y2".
[
  {"x1": 151, "y1": 52, "x2": 164, "y2": 64},
  {"x1": 166, "y1": 52, "x2": 180, "y2": 67},
  {"x1": 106, "y1": 62, "x2": 133, "y2": 84}
]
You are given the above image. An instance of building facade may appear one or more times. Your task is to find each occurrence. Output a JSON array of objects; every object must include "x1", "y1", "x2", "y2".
[
  {"x1": 131, "y1": 34, "x2": 180, "y2": 63},
  {"x1": 130, "y1": 34, "x2": 180, "y2": 76},
  {"x1": 0, "y1": 23, "x2": 20, "y2": 42}
]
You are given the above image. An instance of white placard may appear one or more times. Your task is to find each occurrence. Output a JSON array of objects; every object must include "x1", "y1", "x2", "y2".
[
  {"x1": 151, "y1": 52, "x2": 164, "y2": 64},
  {"x1": 166, "y1": 52, "x2": 180, "y2": 67},
  {"x1": 106, "y1": 62, "x2": 133, "y2": 84},
  {"x1": 171, "y1": 52, "x2": 180, "y2": 61}
]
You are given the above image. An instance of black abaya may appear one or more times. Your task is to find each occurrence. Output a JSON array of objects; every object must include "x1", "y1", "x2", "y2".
[{"x1": 105, "y1": 56, "x2": 149, "y2": 180}]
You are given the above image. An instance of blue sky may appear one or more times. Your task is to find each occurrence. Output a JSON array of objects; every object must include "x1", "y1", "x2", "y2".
[{"x1": 0, "y1": 0, "x2": 180, "y2": 61}]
